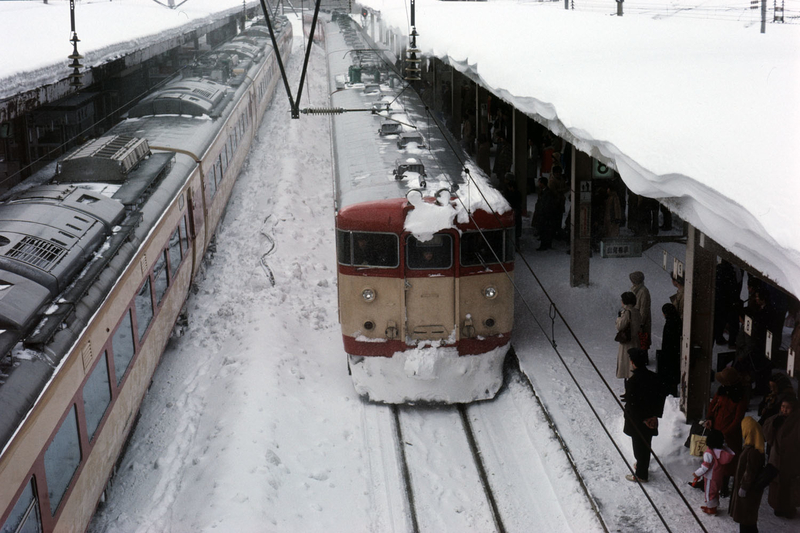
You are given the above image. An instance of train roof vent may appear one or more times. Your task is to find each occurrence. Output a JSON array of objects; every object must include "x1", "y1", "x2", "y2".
[
  {"x1": 5, "y1": 236, "x2": 67, "y2": 270},
  {"x1": 57, "y1": 136, "x2": 151, "y2": 183}
]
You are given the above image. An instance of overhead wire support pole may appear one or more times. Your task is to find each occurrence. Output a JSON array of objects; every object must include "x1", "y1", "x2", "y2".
[{"x1": 258, "y1": 0, "x2": 322, "y2": 119}]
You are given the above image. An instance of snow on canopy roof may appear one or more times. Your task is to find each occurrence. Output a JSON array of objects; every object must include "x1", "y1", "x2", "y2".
[
  {"x1": 360, "y1": 0, "x2": 800, "y2": 298},
  {"x1": 0, "y1": 0, "x2": 255, "y2": 101}
]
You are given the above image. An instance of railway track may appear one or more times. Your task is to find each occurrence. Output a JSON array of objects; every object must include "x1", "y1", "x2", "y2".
[{"x1": 360, "y1": 362, "x2": 605, "y2": 533}]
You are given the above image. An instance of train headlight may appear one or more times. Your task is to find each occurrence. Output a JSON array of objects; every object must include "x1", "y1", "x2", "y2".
[
  {"x1": 362, "y1": 288, "x2": 376, "y2": 302},
  {"x1": 483, "y1": 286, "x2": 497, "y2": 299}
]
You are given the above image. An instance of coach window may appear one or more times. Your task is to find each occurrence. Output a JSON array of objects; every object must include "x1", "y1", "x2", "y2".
[
  {"x1": 112, "y1": 310, "x2": 135, "y2": 385},
  {"x1": 206, "y1": 167, "x2": 216, "y2": 201},
  {"x1": 221, "y1": 146, "x2": 229, "y2": 173},
  {"x1": 179, "y1": 216, "x2": 189, "y2": 253},
  {"x1": 168, "y1": 226, "x2": 182, "y2": 281},
  {"x1": 82, "y1": 352, "x2": 111, "y2": 442},
  {"x1": 461, "y1": 230, "x2": 505, "y2": 267},
  {"x1": 352, "y1": 232, "x2": 398, "y2": 267},
  {"x1": 135, "y1": 278, "x2": 154, "y2": 341},
  {"x1": 1, "y1": 478, "x2": 42, "y2": 533},
  {"x1": 407, "y1": 234, "x2": 452, "y2": 270},
  {"x1": 153, "y1": 249, "x2": 169, "y2": 306},
  {"x1": 43, "y1": 405, "x2": 81, "y2": 516}
]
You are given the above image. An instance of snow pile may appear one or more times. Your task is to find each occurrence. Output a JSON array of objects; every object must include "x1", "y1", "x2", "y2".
[
  {"x1": 349, "y1": 344, "x2": 509, "y2": 403},
  {"x1": 360, "y1": 0, "x2": 800, "y2": 297},
  {"x1": 404, "y1": 168, "x2": 510, "y2": 240}
]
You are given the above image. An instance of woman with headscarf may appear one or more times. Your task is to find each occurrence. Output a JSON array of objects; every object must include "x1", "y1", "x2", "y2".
[{"x1": 730, "y1": 417, "x2": 766, "y2": 532}]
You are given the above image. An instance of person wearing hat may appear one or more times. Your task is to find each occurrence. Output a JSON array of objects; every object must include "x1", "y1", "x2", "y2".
[
  {"x1": 623, "y1": 348, "x2": 666, "y2": 483},
  {"x1": 629, "y1": 271, "x2": 651, "y2": 350},
  {"x1": 704, "y1": 367, "x2": 748, "y2": 496}
]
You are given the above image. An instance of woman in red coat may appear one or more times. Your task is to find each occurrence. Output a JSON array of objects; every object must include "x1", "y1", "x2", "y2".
[{"x1": 704, "y1": 367, "x2": 749, "y2": 495}]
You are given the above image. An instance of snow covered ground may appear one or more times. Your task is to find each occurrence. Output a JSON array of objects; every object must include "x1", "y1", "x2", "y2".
[{"x1": 86, "y1": 13, "x2": 798, "y2": 533}]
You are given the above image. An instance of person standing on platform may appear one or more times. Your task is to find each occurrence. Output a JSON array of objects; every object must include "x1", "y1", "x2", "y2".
[
  {"x1": 629, "y1": 271, "x2": 652, "y2": 350},
  {"x1": 763, "y1": 399, "x2": 800, "y2": 519},
  {"x1": 670, "y1": 274, "x2": 685, "y2": 317},
  {"x1": 616, "y1": 292, "x2": 642, "y2": 379},
  {"x1": 623, "y1": 348, "x2": 666, "y2": 483},
  {"x1": 705, "y1": 367, "x2": 749, "y2": 497},
  {"x1": 604, "y1": 185, "x2": 622, "y2": 238},
  {"x1": 731, "y1": 417, "x2": 767, "y2": 533},
  {"x1": 657, "y1": 303, "x2": 682, "y2": 397}
]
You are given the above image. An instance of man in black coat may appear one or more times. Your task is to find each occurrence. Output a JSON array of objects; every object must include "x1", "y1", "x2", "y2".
[{"x1": 623, "y1": 348, "x2": 666, "y2": 483}]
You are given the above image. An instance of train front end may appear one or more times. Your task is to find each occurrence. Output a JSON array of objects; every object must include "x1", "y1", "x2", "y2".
[{"x1": 337, "y1": 197, "x2": 515, "y2": 404}]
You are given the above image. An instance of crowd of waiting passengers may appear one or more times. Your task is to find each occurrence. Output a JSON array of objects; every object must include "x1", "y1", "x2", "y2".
[{"x1": 615, "y1": 267, "x2": 799, "y2": 531}]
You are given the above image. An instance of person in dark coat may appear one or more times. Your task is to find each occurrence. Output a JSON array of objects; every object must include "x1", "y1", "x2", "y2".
[
  {"x1": 757, "y1": 373, "x2": 796, "y2": 426},
  {"x1": 534, "y1": 177, "x2": 558, "y2": 251},
  {"x1": 763, "y1": 399, "x2": 800, "y2": 518},
  {"x1": 705, "y1": 367, "x2": 749, "y2": 496},
  {"x1": 657, "y1": 303, "x2": 682, "y2": 397},
  {"x1": 476, "y1": 134, "x2": 491, "y2": 177},
  {"x1": 731, "y1": 416, "x2": 766, "y2": 533},
  {"x1": 623, "y1": 348, "x2": 666, "y2": 483}
]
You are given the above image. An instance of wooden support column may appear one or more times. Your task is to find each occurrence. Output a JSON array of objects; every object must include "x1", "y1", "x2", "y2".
[
  {"x1": 680, "y1": 225, "x2": 716, "y2": 421},
  {"x1": 451, "y1": 68, "x2": 462, "y2": 138},
  {"x1": 477, "y1": 85, "x2": 488, "y2": 139},
  {"x1": 569, "y1": 149, "x2": 592, "y2": 286},
  {"x1": 513, "y1": 108, "x2": 528, "y2": 199}
]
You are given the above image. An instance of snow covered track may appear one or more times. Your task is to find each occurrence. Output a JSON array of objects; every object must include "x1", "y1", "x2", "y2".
[{"x1": 356, "y1": 365, "x2": 606, "y2": 533}]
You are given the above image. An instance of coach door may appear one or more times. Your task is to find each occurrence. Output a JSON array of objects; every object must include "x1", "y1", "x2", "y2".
[{"x1": 404, "y1": 233, "x2": 456, "y2": 342}]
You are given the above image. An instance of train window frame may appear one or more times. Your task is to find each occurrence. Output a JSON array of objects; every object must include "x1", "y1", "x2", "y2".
[
  {"x1": 337, "y1": 230, "x2": 399, "y2": 269},
  {"x1": 153, "y1": 248, "x2": 169, "y2": 307},
  {"x1": 168, "y1": 225, "x2": 183, "y2": 281},
  {"x1": 135, "y1": 277, "x2": 154, "y2": 342},
  {"x1": 206, "y1": 163, "x2": 217, "y2": 201},
  {"x1": 1, "y1": 477, "x2": 42, "y2": 533},
  {"x1": 111, "y1": 308, "x2": 135, "y2": 385},
  {"x1": 406, "y1": 233, "x2": 453, "y2": 270},
  {"x1": 460, "y1": 229, "x2": 506, "y2": 267},
  {"x1": 82, "y1": 351, "x2": 112, "y2": 442},
  {"x1": 43, "y1": 404, "x2": 81, "y2": 517}
]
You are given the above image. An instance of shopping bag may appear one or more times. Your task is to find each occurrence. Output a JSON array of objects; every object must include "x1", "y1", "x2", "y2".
[{"x1": 689, "y1": 431, "x2": 707, "y2": 457}]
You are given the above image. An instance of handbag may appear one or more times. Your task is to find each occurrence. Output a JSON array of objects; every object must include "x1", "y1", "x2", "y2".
[
  {"x1": 689, "y1": 429, "x2": 708, "y2": 457},
  {"x1": 615, "y1": 319, "x2": 631, "y2": 343}
]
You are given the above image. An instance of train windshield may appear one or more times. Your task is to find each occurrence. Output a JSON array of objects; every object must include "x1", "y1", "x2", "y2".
[
  {"x1": 460, "y1": 229, "x2": 514, "y2": 266},
  {"x1": 406, "y1": 234, "x2": 452, "y2": 270},
  {"x1": 337, "y1": 230, "x2": 399, "y2": 268}
]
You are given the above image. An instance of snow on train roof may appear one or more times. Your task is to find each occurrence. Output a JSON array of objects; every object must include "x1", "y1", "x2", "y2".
[
  {"x1": 360, "y1": 0, "x2": 800, "y2": 298},
  {"x1": 0, "y1": 0, "x2": 255, "y2": 101},
  {"x1": 327, "y1": 19, "x2": 510, "y2": 240}
]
